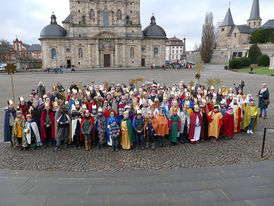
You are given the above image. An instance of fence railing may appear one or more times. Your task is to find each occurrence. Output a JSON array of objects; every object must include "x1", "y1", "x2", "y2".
[{"x1": 261, "y1": 128, "x2": 274, "y2": 158}]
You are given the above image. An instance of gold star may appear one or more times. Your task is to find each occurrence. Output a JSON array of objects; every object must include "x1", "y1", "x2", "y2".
[
  {"x1": 5, "y1": 63, "x2": 17, "y2": 75},
  {"x1": 206, "y1": 77, "x2": 214, "y2": 87},
  {"x1": 195, "y1": 63, "x2": 204, "y2": 73},
  {"x1": 189, "y1": 81, "x2": 195, "y2": 87},
  {"x1": 195, "y1": 73, "x2": 201, "y2": 80},
  {"x1": 214, "y1": 78, "x2": 222, "y2": 87}
]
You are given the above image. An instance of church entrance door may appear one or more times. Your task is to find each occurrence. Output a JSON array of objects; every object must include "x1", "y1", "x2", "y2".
[
  {"x1": 104, "y1": 54, "x2": 110, "y2": 67},
  {"x1": 141, "y1": 58, "x2": 145, "y2": 67}
]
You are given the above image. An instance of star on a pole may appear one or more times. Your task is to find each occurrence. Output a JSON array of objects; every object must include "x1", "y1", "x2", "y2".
[
  {"x1": 214, "y1": 77, "x2": 222, "y2": 87},
  {"x1": 189, "y1": 81, "x2": 195, "y2": 87},
  {"x1": 206, "y1": 77, "x2": 215, "y2": 87},
  {"x1": 195, "y1": 63, "x2": 204, "y2": 73},
  {"x1": 5, "y1": 63, "x2": 17, "y2": 75}
]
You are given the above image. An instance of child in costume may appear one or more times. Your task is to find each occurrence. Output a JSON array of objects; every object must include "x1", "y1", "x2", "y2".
[
  {"x1": 120, "y1": 111, "x2": 135, "y2": 150},
  {"x1": 96, "y1": 107, "x2": 107, "y2": 149},
  {"x1": 71, "y1": 105, "x2": 82, "y2": 149},
  {"x1": 146, "y1": 111, "x2": 157, "y2": 150},
  {"x1": 208, "y1": 105, "x2": 223, "y2": 142},
  {"x1": 81, "y1": 110, "x2": 93, "y2": 151},
  {"x1": 243, "y1": 99, "x2": 259, "y2": 134},
  {"x1": 179, "y1": 106, "x2": 190, "y2": 144},
  {"x1": 155, "y1": 106, "x2": 169, "y2": 147},
  {"x1": 12, "y1": 110, "x2": 28, "y2": 150},
  {"x1": 25, "y1": 114, "x2": 42, "y2": 150},
  {"x1": 169, "y1": 108, "x2": 181, "y2": 146},
  {"x1": 109, "y1": 119, "x2": 120, "y2": 152},
  {"x1": 133, "y1": 110, "x2": 145, "y2": 150},
  {"x1": 188, "y1": 105, "x2": 203, "y2": 144},
  {"x1": 4, "y1": 100, "x2": 16, "y2": 145},
  {"x1": 222, "y1": 107, "x2": 235, "y2": 139}
]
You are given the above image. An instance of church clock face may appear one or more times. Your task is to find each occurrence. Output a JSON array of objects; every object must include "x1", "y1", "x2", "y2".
[{"x1": 66, "y1": 48, "x2": 71, "y2": 53}]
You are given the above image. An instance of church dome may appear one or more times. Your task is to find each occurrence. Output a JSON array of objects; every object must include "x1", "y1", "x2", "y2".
[
  {"x1": 143, "y1": 15, "x2": 167, "y2": 39},
  {"x1": 40, "y1": 13, "x2": 67, "y2": 39}
]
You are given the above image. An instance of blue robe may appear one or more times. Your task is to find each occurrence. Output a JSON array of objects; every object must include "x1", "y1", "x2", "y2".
[
  {"x1": 106, "y1": 116, "x2": 118, "y2": 146},
  {"x1": 4, "y1": 109, "x2": 16, "y2": 142}
]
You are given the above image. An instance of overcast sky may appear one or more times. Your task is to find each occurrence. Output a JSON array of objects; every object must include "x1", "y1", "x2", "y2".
[{"x1": 0, "y1": 0, "x2": 273, "y2": 50}]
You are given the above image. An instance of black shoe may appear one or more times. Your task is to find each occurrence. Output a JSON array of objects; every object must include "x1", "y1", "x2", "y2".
[{"x1": 55, "y1": 147, "x2": 60, "y2": 152}]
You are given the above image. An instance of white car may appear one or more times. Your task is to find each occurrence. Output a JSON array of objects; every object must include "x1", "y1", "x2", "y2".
[{"x1": 0, "y1": 64, "x2": 7, "y2": 71}]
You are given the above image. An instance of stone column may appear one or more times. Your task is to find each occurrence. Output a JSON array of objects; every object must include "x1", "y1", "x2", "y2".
[
  {"x1": 122, "y1": 42, "x2": 126, "y2": 67},
  {"x1": 115, "y1": 40, "x2": 119, "y2": 67},
  {"x1": 270, "y1": 55, "x2": 274, "y2": 70},
  {"x1": 95, "y1": 39, "x2": 99, "y2": 67},
  {"x1": 88, "y1": 44, "x2": 91, "y2": 67}
]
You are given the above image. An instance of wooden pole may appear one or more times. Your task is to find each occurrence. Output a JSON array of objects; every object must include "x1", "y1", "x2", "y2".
[{"x1": 11, "y1": 74, "x2": 15, "y2": 104}]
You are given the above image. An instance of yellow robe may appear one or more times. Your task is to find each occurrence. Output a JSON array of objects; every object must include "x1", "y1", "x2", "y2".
[
  {"x1": 208, "y1": 112, "x2": 223, "y2": 139},
  {"x1": 243, "y1": 105, "x2": 258, "y2": 131},
  {"x1": 120, "y1": 121, "x2": 131, "y2": 150}
]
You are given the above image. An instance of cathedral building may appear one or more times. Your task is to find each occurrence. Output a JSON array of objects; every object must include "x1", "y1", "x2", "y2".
[
  {"x1": 217, "y1": 0, "x2": 274, "y2": 59},
  {"x1": 39, "y1": 0, "x2": 167, "y2": 69}
]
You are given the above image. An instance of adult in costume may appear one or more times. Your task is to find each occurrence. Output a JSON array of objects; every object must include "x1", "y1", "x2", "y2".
[
  {"x1": 41, "y1": 102, "x2": 55, "y2": 147},
  {"x1": 230, "y1": 97, "x2": 243, "y2": 133},
  {"x1": 258, "y1": 83, "x2": 269, "y2": 119},
  {"x1": 106, "y1": 111, "x2": 118, "y2": 146}
]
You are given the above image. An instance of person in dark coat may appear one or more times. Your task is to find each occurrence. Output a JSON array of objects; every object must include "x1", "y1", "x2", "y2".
[
  {"x1": 30, "y1": 100, "x2": 42, "y2": 133},
  {"x1": 36, "y1": 81, "x2": 46, "y2": 98},
  {"x1": 258, "y1": 83, "x2": 270, "y2": 119},
  {"x1": 4, "y1": 100, "x2": 16, "y2": 144}
]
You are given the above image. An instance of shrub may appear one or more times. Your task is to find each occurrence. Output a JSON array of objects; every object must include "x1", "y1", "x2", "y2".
[
  {"x1": 258, "y1": 55, "x2": 270, "y2": 66},
  {"x1": 229, "y1": 57, "x2": 251, "y2": 69},
  {"x1": 240, "y1": 57, "x2": 251, "y2": 67},
  {"x1": 229, "y1": 58, "x2": 242, "y2": 69},
  {"x1": 269, "y1": 31, "x2": 274, "y2": 43},
  {"x1": 248, "y1": 44, "x2": 262, "y2": 64},
  {"x1": 250, "y1": 28, "x2": 274, "y2": 44}
]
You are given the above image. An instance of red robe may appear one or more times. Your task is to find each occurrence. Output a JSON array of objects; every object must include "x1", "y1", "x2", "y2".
[
  {"x1": 188, "y1": 111, "x2": 204, "y2": 141},
  {"x1": 19, "y1": 104, "x2": 29, "y2": 119},
  {"x1": 80, "y1": 116, "x2": 94, "y2": 142},
  {"x1": 40, "y1": 110, "x2": 55, "y2": 141},
  {"x1": 222, "y1": 111, "x2": 235, "y2": 138}
]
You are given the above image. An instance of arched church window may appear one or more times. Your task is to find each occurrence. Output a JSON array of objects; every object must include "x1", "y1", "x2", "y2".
[
  {"x1": 154, "y1": 47, "x2": 159, "y2": 57},
  {"x1": 78, "y1": 48, "x2": 83, "y2": 58},
  {"x1": 117, "y1": 10, "x2": 122, "y2": 20},
  {"x1": 90, "y1": 9, "x2": 95, "y2": 21},
  {"x1": 51, "y1": 48, "x2": 56, "y2": 59},
  {"x1": 82, "y1": 15, "x2": 86, "y2": 24},
  {"x1": 130, "y1": 47, "x2": 134, "y2": 58}
]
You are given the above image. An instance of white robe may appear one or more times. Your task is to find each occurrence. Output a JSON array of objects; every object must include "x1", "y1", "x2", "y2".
[
  {"x1": 193, "y1": 116, "x2": 201, "y2": 142},
  {"x1": 71, "y1": 118, "x2": 82, "y2": 141},
  {"x1": 25, "y1": 122, "x2": 42, "y2": 146}
]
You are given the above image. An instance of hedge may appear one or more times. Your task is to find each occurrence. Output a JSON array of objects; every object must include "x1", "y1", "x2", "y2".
[
  {"x1": 258, "y1": 55, "x2": 270, "y2": 66},
  {"x1": 229, "y1": 57, "x2": 251, "y2": 69}
]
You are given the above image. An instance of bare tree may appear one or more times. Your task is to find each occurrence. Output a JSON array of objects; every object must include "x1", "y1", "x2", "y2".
[
  {"x1": 214, "y1": 21, "x2": 222, "y2": 48},
  {"x1": 200, "y1": 12, "x2": 215, "y2": 63},
  {"x1": 0, "y1": 39, "x2": 11, "y2": 63}
]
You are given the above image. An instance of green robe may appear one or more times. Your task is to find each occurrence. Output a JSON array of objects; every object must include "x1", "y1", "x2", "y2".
[
  {"x1": 169, "y1": 115, "x2": 180, "y2": 143},
  {"x1": 12, "y1": 118, "x2": 28, "y2": 148}
]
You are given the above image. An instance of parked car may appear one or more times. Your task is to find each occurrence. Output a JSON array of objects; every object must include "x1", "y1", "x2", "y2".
[{"x1": 0, "y1": 64, "x2": 7, "y2": 71}]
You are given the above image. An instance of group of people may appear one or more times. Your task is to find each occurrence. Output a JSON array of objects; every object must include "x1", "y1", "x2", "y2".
[{"x1": 4, "y1": 79, "x2": 270, "y2": 152}]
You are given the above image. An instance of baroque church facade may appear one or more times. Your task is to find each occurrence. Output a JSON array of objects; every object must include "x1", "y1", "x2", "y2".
[
  {"x1": 217, "y1": 0, "x2": 274, "y2": 59},
  {"x1": 40, "y1": 0, "x2": 167, "y2": 69}
]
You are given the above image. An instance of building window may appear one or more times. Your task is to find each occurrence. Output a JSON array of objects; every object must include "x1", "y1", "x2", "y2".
[
  {"x1": 221, "y1": 28, "x2": 224, "y2": 32},
  {"x1": 154, "y1": 47, "x2": 158, "y2": 57},
  {"x1": 254, "y1": 22, "x2": 256, "y2": 26},
  {"x1": 130, "y1": 47, "x2": 134, "y2": 58},
  {"x1": 51, "y1": 48, "x2": 56, "y2": 59},
  {"x1": 103, "y1": 12, "x2": 109, "y2": 27},
  {"x1": 81, "y1": 15, "x2": 86, "y2": 24},
  {"x1": 78, "y1": 48, "x2": 83, "y2": 58},
  {"x1": 66, "y1": 48, "x2": 70, "y2": 53},
  {"x1": 234, "y1": 33, "x2": 236, "y2": 38},
  {"x1": 141, "y1": 47, "x2": 145, "y2": 52},
  {"x1": 117, "y1": 9, "x2": 122, "y2": 20},
  {"x1": 90, "y1": 9, "x2": 95, "y2": 21}
]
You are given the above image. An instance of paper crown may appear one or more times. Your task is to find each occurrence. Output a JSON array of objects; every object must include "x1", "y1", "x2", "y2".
[
  {"x1": 92, "y1": 105, "x2": 97, "y2": 110},
  {"x1": 43, "y1": 95, "x2": 48, "y2": 99},
  {"x1": 26, "y1": 114, "x2": 32, "y2": 118},
  {"x1": 98, "y1": 107, "x2": 103, "y2": 113},
  {"x1": 44, "y1": 102, "x2": 50, "y2": 107},
  {"x1": 81, "y1": 104, "x2": 87, "y2": 110},
  {"x1": 53, "y1": 101, "x2": 58, "y2": 107},
  {"x1": 75, "y1": 100, "x2": 80, "y2": 105},
  {"x1": 137, "y1": 109, "x2": 142, "y2": 115},
  {"x1": 194, "y1": 105, "x2": 200, "y2": 111},
  {"x1": 19, "y1": 96, "x2": 24, "y2": 102},
  {"x1": 71, "y1": 104, "x2": 76, "y2": 111},
  {"x1": 7, "y1": 99, "x2": 13, "y2": 106}
]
